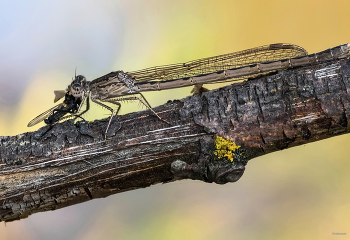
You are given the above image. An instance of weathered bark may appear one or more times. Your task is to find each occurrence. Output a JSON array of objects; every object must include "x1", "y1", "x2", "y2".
[{"x1": 1, "y1": 56, "x2": 350, "y2": 222}]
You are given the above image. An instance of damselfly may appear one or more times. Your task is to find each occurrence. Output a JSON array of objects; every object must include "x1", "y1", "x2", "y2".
[{"x1": 28, "y1": 43, "x2": 350, "y2": 139}]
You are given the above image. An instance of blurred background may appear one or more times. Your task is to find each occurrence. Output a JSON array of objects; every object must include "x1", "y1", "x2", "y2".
[{"x1": 1, "y1": 0, "x2": 350, "y2": 239}]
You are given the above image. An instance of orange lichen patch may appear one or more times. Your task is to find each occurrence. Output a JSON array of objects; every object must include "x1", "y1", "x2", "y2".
[{"x1": 214, "y1": 136, "x2": 241, "y2": 162}]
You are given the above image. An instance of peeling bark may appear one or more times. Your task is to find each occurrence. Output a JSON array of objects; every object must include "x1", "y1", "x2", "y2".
[{"x1": 1, "y1": 56, "x2": 350, "y2": 222}]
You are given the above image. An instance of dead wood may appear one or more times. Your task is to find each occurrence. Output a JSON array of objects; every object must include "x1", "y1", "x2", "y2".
[{"x1": 1, "y1": 56, "x2": 350, "y2": 222}]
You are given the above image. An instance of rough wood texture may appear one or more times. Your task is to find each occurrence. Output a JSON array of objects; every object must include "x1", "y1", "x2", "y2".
[{"x1": 1, "y1": 56, "x2": 350, "y2": 222}]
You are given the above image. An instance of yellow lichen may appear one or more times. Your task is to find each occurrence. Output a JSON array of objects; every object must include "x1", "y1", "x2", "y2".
[{"x1": 214, "y1": 136, "x2": 241, "y2": 162}]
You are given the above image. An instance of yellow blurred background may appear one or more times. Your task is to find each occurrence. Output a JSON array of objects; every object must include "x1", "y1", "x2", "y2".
[{"x1": 1, "y1": 0, "x2": 350, "y2": 239}]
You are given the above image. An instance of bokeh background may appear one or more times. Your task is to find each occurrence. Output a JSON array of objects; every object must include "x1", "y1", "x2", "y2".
[{"x1": 1, "y1": 0, "x2": 350, "y2": 239}]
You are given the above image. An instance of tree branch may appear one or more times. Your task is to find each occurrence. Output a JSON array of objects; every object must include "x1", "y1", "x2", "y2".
[{"x1": 1, "y1": 56, "x2": 350, "y2": 222}]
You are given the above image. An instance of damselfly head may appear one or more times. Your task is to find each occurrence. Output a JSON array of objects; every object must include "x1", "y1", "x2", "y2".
[{"x1": 69, "y1": 75, "x2": 86, "y2": 98}]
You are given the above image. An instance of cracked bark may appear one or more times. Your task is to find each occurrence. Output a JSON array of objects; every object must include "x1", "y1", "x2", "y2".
[{"x1": 1, "y1": 56, "x2": 350, "y2": 222}]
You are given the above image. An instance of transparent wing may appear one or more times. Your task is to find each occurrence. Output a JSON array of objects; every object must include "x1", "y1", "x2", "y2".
[
  {"x1": 127, "y1": 43, "x2": 308, "y2": 83},
  {"x1": 27, "y1": 103, "x2": 65, "y2": 127}
]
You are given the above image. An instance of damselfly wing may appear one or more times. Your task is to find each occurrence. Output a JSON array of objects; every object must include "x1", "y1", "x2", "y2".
[{"x1": 127, "y1": 44, "x2": 308, "y2": 83}]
